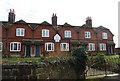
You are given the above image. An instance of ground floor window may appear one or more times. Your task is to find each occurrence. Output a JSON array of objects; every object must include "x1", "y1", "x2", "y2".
[
  {"x1": 88, "y1": 43, "x2": 95, "y2": 51},
  {"x1": 10, "y1": 42, "x2": 21, "y2": 52},
  {"x1": 99, "y1": 43, "x2": 106, "y2": 51},
  {"x1": 61, "y1": 43, "x2": 69, "y2": 51},
  {"x1": 45, "y1": 43, "x2": 54, "y2": 51},
  {"x1": 0, "y1": 42, "x2": 2, "y2": 51}
]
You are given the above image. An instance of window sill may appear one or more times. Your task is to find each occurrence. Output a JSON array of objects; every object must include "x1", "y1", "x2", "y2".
[{"x1": 10, "y1": 51, "x2": 21, "y2": 52}]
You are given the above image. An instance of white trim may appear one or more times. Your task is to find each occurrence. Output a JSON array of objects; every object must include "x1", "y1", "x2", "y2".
[
  {"x1": 42, "y1": 29, "x2": 49, "y2": 37},
  {"x1": 64, "y1": 30, "x2": 71, "y2": 38},
  {"x1": 60, "y1": 43, "x2": 69, "y2": 51},
  {"x1": 24, "y1": 45, "x2": 26, "y2": 57},
  {"x1": 16, "y1": 28, "x2": 25, "y2": 36},
  {"x1": 85, "y1": 32, "x2": 91, "y2": 38},
  {"x1": 45, "y1": 43, "x2": 54, "y2": 51},
  {"x1": 0, "y1": 42, "x2": 2, "y2": 52},
  {"x1": 88, "y1": 43, "x2": 95, "y2": 51},
  {"x1": 10, "y1": 42, "x2": 21, "y2": 52},
  {"x1": 99, "y1": 43, "x2": 106, "y2": 51},
  {"x1": 30, "y1": 45, "x2": 34, "y2": 57},
  {"x1": 102, "y1": 33, "x2": 108, "y2": 39}
]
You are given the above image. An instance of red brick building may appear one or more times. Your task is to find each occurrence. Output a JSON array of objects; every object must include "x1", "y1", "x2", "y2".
[{"x1": 0, "y1": 9, "x2": 115, "y2": 57}]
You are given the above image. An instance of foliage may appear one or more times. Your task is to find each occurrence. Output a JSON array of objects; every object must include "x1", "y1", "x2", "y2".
[
  {"x1": 87, "y1": 54, "x2": 120, "y2": 73},
  {"x1": 94, "y1": 53, "x2": 105, "y2": 62},
  {"x1": 71, "y1": 47, "x2": 88, "y2": 58},
  {"x1": 71, "y1": 47, "x2": 88, "y2": 79}
]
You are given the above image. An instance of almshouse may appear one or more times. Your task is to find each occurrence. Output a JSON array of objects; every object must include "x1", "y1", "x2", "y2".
[{"x1": 0, "y1": 9, "x2": 115, "y2": 57}]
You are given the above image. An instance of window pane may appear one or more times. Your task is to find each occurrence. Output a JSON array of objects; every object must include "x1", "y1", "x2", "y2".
[
  {"x1": 85, "y1": 32, "x2": 91, "y2": 38},
  {"x1": 18, "y1": 43, "x2": 20, "y2": 50},
  {"x1": 11, "y1": 43, "x2": 13, "y2": 50},
  {"x1": 48, "y1": 44, "x2": 51, "y2": 50},
  {"x1": 63, "y1": 44, "x2": 66, "y2": 50},
  {"x1": 0, "y1": 43, "x2": 2, "y2": 51},
  {"x1": 14, "y1": 43, "x2": 17, "y2": 50},
  {"x1": 16, "y1": 28, "x2": 25, "y2": 36},
  {"x1": 21, "y1": 29, "x2": 24, "y2": 36},
  {"x1": 65, "y1": 31, "x2": 71, "y2": 38},
  {"x1": 10, "y1": 42, "x2": 21, "y2": 51},
  {"x1": 17, "y1": 29, "x2": 20, "y2": 36},
  {"x1": 42, "y1": 30, "x2": 45, "y2": 37},
  {"x1": 61, "y1": 43, "x2": 69, "y2": 51},
  {"x1": 42, "y1": 30, "x2": 49, "y2": 37}
]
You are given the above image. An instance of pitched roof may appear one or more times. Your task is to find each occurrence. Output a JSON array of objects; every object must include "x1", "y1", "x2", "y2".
[
  {"x1": 63, "y1": 22, "x2": 71, "y2": 27},
  {"x1": 14, "y1": 20, "x2": 26, "y2": 24},
  {"x1": 41, "y1": 21, "x2": 51, "y2": 25},
  {"x1": 96, "y1": 26, "x2": 109, "y2": 30}
]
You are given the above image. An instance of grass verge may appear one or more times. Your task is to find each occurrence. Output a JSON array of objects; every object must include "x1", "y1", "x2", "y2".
[{"x1": 2, "y1": 57, "x2": 42, "y2": 62}]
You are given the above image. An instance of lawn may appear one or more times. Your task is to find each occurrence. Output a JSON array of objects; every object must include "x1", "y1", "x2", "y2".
[{"x1": 2, "y1": 57, "x2": 42, "y2": 62}]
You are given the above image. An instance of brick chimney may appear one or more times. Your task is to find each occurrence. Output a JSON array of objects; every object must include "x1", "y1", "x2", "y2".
[
  {"x1": 8, "y1": 9, "x2": 15, "y2": 23},
  {"x1": 86, "y1": 16, "x2": 92, "y2": 27},
  {"x1": 52, "y1": 13, "x2": 57, "y2": 26}
]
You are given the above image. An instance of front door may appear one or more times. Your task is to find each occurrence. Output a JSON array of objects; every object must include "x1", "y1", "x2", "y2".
[
  {"x1": 110, "y1": 46, "x2": 113, "y2": 54},
  {"x1": 35, "y1": 45, "x2": 40, "y2": 57},
  {"x1": 26, "y1": 45, "x2": 31, "y2": 57}
]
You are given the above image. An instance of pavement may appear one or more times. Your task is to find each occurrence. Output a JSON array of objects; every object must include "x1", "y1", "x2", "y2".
[
  {"x1": 103, "y1": 74, "x2": 120, "y2": 79},
  {"x1": 87, "y1": 73, "x2": 120, "y2": 80}
]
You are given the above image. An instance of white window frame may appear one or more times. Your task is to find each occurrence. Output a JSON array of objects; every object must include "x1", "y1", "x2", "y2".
[
  {"x1": 42, "y1": 29, "x2": 49, "y2": 37},
  {"x1": 0, "y1": 42, "x2": 2, "y2": 52},
  {"x1": 64, "y1": 30, "x2": 71, "y2": 38},
  {"x1": 88, "y1": 43, "x2": 95, "y2": 51},
  {"x1": 16, "y1": 28, "x2": 25, "y2": 36},
  {"x1": 99, "y1": 43, "x2": 106, "y2": 51},
  {"x1": 61, "y1": 43, "x2": 69, "y2": 51},
  {"x1": 10, "y1": 42, "x2": 21, "y2": 52},
  {"x1": 45, "y1": 43, "x2": 54, "y2": 51},
  {"x1": 85, "y1": 32, "x2": 91, "y2": 38},
  {"x1": 102, "y1": 33, "x2": 108, "y2": 39}
]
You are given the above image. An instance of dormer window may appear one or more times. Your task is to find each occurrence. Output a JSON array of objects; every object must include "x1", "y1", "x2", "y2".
[
  {"x1": 64, "y1": 30, "x2": 71, "y2": 38},
  {"x1": 42, "y1": 29, "x2": 49, "y2": 37},
  {"x1": 16, "y1": 28, "x2": 25, "y2": 36},
  {"x1": 102, "y1": 33, "x2": 108, "y2": 39},
  {"x1": 85, "y1": 32, "x2": 91, "y2": 38}
]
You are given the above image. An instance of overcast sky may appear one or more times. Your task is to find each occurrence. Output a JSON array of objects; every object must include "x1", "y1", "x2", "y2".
[{"x1": 0, "y1": 0, "x2": 119, "y2": 47}]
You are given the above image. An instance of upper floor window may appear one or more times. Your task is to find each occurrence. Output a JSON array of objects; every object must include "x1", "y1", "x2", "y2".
[
  {"x1": 64, "y1": 30, "x2": 71, "y2": 38},
  {"x1": 99, "y1": 43, "x2": 106, "y2": 51},
  {"x1": 85, "y1": 32, "x2": 91, "y2": 38},
  {"x1": 0, "y1": 42, "x2": 2, "y2": 52},
  {"x1": 45, "y1": 43, "x2": 54, "y2": 51},
  {"x1": 16, "y1": 28, "x2": 25, "y2": 36},
  {"x1": 102, "y1": 33, "x2": 108, "y2": 39},
  {"x1": 42, "y1": 29, "x2": 49, "y2": 37},
  {"x1": 10, "y1": 42, "x2": 21, "y2": 52},
  {"x1": 61, "y1": 43, "x2": 69, "y2": 51},
  {"x1": 88, "y1": 43, "x2": 95, "y2": 51}
]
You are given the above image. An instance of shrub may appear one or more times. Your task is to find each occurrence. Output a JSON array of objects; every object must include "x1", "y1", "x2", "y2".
[
  {"x1": 71, "y1": 47, "x2": 88, "y2": 79},
  {"x1": 94, "y1": 53, "x2": 105, "y2": 62}
]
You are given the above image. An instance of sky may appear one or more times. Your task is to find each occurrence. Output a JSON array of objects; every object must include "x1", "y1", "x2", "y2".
[{"x1": 0, "y1": 0, "x2": 119, "y2": 47}]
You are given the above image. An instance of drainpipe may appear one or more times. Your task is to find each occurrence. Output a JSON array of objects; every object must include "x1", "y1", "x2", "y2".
[{"x1": 96, "y1": 32, "x2": 99, "y2": 54}]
